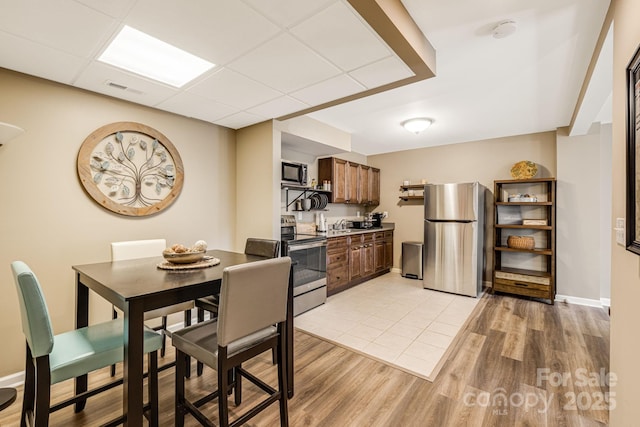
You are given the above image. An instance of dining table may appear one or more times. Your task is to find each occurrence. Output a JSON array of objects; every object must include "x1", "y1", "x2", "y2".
[{"x1": 72, "y1": 249, "x2": 294, "y2": 426}]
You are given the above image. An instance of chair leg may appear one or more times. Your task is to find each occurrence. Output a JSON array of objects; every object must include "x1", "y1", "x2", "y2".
[
  {"x1": 111, "y1": 307, "x2": 118, "y2": 377},
  {"x1": 196, "y1": 308, "x2": 205, "y2": 376},
  {"x1": 184, "y1": 310, "x2": 191, "y2": 379},
  {"x1": 233, "y1": 365, "x2": 242, "y2": 406},
  {"x1": 33, "y1": 356, "x2": 51, "y2": 427},
  {"x1": 160, "y1": 316, "x2": 168, "y2": 357},
  {"x1": 218, "y1": 360, "x2": 230, "y2": 427},
  {"x1": 277, "y1": 333, "x2": 289, "y2": 427},
  {"x1": 147, "y1": 350, "x2": 159, "y2": 427},
  {"x1": 21, "y1": 345, "x2": 35, "y2": 427},
  {"x1": 175, "y1": 350, "x2": 187, "y2": 427}
]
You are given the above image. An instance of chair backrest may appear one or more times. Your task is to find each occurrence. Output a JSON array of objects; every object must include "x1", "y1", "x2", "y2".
[
  {"x1": 111, "y1": 239, "x2": 166, "y2": 261},
  {"x1": 11, "y1": 261, "x2": 54, "y2": 358},
  {"x1": 244, "y1": 238, "x2": 280, "y2": 259},
  {"x1": 217, "y1": 257, "x2": 291, "y2": 347}
]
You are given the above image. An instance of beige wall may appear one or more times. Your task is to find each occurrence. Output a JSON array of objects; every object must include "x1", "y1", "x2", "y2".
[
  {"x1": 0, "y1": 69, "x2": 237, "y2": 376},
  {"x1": 611, "y1": 0, "x2": 640, "y2": 423},
  {"x1": 368, "y1": 131, "x2": 557, "y2": 282},
  {"x1": 556, "y1": 124, "x2": 611, "y2": 301},
  {"x1": 236, "y1": 121, "x2": 281, "y2": 249}
]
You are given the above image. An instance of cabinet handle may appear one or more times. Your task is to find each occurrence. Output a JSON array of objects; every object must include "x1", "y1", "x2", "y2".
[{"x1": 514, "y1": 282, "x2": 529, "y2": 287}]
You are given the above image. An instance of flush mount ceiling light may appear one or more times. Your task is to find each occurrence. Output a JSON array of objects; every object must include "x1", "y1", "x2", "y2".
[
  {"x1": 98, "y1": 25, "x2": 215, "y2": 88},
  {"x1": 492, "y1": 20, "x2": 517, "y2": 39},
  {"x1": 402, "y1": 118, "x2": 433, "y2": 134}
]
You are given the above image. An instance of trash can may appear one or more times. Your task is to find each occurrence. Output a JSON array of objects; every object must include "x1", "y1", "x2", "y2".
[{"x1": 402, "y1": 241, "x2": 423, "y2": 280}]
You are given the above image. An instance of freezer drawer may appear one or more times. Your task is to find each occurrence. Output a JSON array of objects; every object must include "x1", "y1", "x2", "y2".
[{"x1": 424, "y1": 221, "x2": 480, "y2": 297}]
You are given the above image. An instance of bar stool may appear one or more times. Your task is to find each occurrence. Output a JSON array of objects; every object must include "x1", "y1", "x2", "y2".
[
  {"x1": 172, "y1": 256, "x2": 291, "y2": 427},
  {"x1": 11, "y1": 261, "x2": 163, "y2": 426}
]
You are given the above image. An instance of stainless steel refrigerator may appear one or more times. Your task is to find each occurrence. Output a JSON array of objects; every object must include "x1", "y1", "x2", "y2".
[{"x1": 423, "y1": 182, "x2": 484, "y2": 297}]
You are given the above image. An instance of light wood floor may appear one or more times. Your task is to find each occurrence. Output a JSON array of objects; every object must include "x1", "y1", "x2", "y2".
[{"x1": 0, "y1": 293, "x2": 610, "y2": 426}]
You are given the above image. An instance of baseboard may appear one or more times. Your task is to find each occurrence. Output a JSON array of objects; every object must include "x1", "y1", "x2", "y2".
[
  {"x1": 0, "y1": 371, "x2": 24, "y2": 388},
  {"x1": 600, "y1": 298, "x2": 611, "y2": 308},
  {"x1": 555, "y1": 294, "x2": 606, "y2": 308}
]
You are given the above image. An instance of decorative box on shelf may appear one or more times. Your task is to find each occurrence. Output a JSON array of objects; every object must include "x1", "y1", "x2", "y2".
[{"x1": 522, "y1": 219, "x2": 548, "y2": 226}]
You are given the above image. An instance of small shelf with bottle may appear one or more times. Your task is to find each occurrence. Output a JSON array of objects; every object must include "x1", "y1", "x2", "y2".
[{"x1": 398, "y1": 183, "x2": 426, "y2": 201}]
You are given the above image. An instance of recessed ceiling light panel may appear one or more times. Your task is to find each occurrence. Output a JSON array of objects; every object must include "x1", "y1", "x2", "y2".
[{"x1": 98, "y1": 26, "x2": 215, "y2": 88}]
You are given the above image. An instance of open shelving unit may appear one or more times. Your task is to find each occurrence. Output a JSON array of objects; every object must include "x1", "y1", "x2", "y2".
[
  {"x1": 282, "y1": 184, "x2": 331, "y2": 212},
  {"x1": 492, "y1": 178, "x2": 556, "y2": 304},
  {"x1": 398, "y1": 184, "x2": 425, "y2": 201}
]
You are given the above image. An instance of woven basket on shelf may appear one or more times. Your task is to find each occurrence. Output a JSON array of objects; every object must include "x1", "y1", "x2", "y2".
[{"x1": 507, "y1": 235, "x2": 535, "y2": 250}]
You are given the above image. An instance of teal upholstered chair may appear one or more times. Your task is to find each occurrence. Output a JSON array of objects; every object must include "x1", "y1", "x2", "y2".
[
  {"x1": 11, "y1": 261, "x2": 163, "y2": 427},
  {"x1": 173, "y1": 256, "x2": 291, "y2": 427}
]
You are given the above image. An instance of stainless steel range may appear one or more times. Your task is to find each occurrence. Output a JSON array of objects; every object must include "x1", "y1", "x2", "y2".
[{"x1": 281, "y1": 215, "x2": 327, "y2": 316}]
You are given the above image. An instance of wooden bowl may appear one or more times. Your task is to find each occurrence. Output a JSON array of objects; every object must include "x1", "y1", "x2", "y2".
[{"x1": 162, "y1": 250, "x2": 206, "y2": 264}]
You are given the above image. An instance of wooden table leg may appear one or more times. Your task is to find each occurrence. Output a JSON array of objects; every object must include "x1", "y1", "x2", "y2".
[{"x1": 123, "y1": 300, "x2": 145, "y2": 426}]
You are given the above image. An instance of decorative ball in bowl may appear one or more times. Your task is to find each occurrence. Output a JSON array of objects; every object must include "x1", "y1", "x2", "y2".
[
  {"x1": 162, "y1": 241, "x2": 208, "y2": 264},
  {"x1": 162, "y1": 249, "x2": 206, "y2": 264}
]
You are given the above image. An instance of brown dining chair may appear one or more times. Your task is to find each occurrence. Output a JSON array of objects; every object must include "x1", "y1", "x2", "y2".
[
  {"x1": 11, "y1": 261, "x2": 163, "y2": 427},
  {"x1": 195, "y1": 238, "x2": 280, "y2": 375},
  {"x1": 111, "y1": 239, "x2": 195, "y2": 376},
  {"x1": 172, "y1": 256, "x2": 291, "y2": 427}
]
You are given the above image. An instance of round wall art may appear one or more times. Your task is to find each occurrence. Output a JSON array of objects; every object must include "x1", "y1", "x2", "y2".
[{"x1": 77, "y1": 122, "x2": 184, "y2": 216}]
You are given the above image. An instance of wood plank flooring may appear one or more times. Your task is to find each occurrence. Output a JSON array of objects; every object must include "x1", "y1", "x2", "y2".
[{"x1": 0, "y1": 293, "x2": 610, "y2": 426}]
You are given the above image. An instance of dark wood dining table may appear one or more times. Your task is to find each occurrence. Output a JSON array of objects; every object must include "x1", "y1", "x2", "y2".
[{"x1": 72, "y1": 249, "x2": 294, "y2": 426}]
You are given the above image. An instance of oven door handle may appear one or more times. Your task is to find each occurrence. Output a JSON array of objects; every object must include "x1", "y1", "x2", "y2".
[{"x1": 287, "y1": 241, "x2": 327, "y2": 251}]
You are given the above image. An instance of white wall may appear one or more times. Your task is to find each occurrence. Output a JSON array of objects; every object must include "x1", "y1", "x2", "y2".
[{"x1": 556, "y1": 124, "x2": 611, "y2": 303}]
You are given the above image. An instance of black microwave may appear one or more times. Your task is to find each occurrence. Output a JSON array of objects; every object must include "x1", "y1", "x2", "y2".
[{"x1": 281, "y1": 161, "x2": 308, "y2": 186}]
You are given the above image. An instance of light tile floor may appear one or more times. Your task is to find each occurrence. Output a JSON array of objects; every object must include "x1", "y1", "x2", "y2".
[{"x1": 294, "y1": 272, "x2": 481, "y2": 381}]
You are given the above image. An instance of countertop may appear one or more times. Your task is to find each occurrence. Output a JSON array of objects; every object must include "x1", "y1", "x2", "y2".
[{"x1": 323, "y1": 223, "x2": 395, "y2": 238}]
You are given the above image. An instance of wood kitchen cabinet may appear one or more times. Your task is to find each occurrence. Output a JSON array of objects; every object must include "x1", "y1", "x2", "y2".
[
  {"x1": 369, "y1": 167, "x2": 380, "y2": 205},
  {"x1": 359, "y1": 165, "x2": 370, "y2": 204},
  {"x1": 318, "y1": 157, "x2": 380, "y2": 206},
  {"x1": 327, "y1": 229, "x2": 393, "y2": 296},
  {"x1": 492, "y1": 178, "x2": 556, "y2": 304}
]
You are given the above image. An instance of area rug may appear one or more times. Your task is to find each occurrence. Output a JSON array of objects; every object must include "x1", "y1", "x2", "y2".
[{"x1": 294, "y1": 272, "x2": 483, "y2": 381}]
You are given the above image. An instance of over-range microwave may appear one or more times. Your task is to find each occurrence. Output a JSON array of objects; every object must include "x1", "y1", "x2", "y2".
[{"x1": 281, "y1": 160, "x2": 308, "y2": 186}]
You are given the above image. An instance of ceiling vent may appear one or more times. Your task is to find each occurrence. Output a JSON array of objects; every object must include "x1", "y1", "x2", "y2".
[{"x1": 104, "y1": 80, "x2": 144, "y2": 95}]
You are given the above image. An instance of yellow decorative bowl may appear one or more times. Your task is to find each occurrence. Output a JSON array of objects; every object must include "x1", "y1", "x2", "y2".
[
  {"x1": 510, "y1": 160, "x2": 538, "y2": 179},
  {"x1": 162, "y1": 250, "x2": 206, "y2": 264}
]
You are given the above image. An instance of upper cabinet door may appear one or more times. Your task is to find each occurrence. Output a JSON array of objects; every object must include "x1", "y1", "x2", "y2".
[
  {"x1": 359, "y1": 165, "x2": 370, "y2": 204},
  {"x1": 346, "y1": 162, "x2": 359, "y2": 203}
]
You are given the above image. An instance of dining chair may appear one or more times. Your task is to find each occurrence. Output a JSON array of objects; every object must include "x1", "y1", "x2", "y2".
[
  {"x1": 172, "y1": 256, "x2": 291, "y2": 427},
  {"x1": 11, "y1": 260, "x2": 163, "y2": 427},
  {"x1": 110, "y1": 239, "x2": 195, "y2": 376},
  {"x1": 194, "y1": 238, "x2": 280, "y2": 375}
]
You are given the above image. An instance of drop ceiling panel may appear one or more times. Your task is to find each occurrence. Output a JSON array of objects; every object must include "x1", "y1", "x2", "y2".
[
  {"x1": 214, "y1": 111, "x2": 266, "y2": 130},
  {"x1": 0, "y1": 32, "x2": 88, "y2": 84},
  {"x1": 228, "y1": 32, "x2": 341, "y2": 93},
  {"x1": 157, "y1": 92, "x2": 238, "y2": 123},
  {"x1": 0, "y1": 0, "x2": 116, "y2": 58},
  {"x1": 291, "y1": 74, "x2": 365, "y2": 106},
  {"x1": 187, "y1": 68, "x2": 282, "y2": 110},
  {"x1": 74, "y1": 0, "x2": 137, "y2": 19},
  {"x1": 349, "y1": 56, "x2": 414, "y2": 89},
  {"x1": 242, "y1": 0, "x2": 336, "y2": 28},
  {"x1": 74, "y1": 61, "x2": 179, "y2": 106},
  {"x1": 246, "y1": 96, "x2": 310, "y2": 118},
  {"x1": 125, "y1": 0, "x2": 281, "y2": 66},
  {"x1": 290, "y1": 1, "x2": 391, "y2": 71}
]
